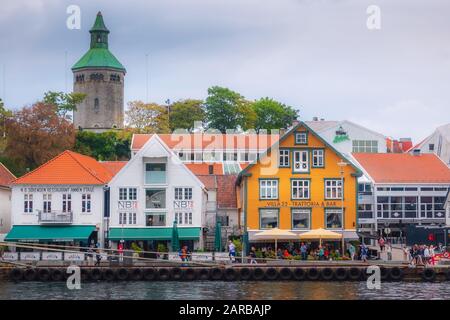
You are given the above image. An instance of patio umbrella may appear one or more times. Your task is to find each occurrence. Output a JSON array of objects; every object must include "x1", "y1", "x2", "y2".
[
  {"x1": 299, "y1": 228, "x2": 342, "y2": 247},
  {"x1": 254, "y1": 228, "x2": 297, "y2": 252},
  {"x1": 171, "y1": 220, "x2": 180, "y2": 252},
  {"x1": 214, "y1": 221, "x2": 222, "y2": 252}
]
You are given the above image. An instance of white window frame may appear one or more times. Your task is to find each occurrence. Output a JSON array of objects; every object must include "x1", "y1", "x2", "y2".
[
  {"x1": 259, "y1": 179, "x2": 278, "y2": 200},
  {"x1": 293, "y1": 150, "x2": 309, "y2": 173},
  {"x1": 292, "y1": 208, "x2": 311, "y2": 229},
  {"x1": 312, "y1": 149, "x2": 324, "y2": 168},
  {"x1": 24, "y1": 194, "x2": 33, "y2": 213},
  {"x1": 82, "y1": 193, "x2": 92, "y2": 213},
  {"x1": 43, "y1": 194, "x2": 52, "y2": 213},
  {"x1": 279, "y1": 149, "x2": 290, "y2": 167},
  {"x1": 291, "y1": 179, "x2": 310, "y2": 199},
  {"x1": 62, "y1": 194, "x2": 72, "y2": 213},
  {"x1": 325, "y1": 179, "x2": 343, "y2": 199},
  {"x1": 295, "y1": 132, "x2": 307, "y2": 144}
]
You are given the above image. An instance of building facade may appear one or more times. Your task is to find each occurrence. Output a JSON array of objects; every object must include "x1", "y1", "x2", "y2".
[
  {"x1": 72, "y1": 12, "x2": 126, "y2": 132},
  {"x1": 5, "y1": 151, "x2": 119, "y2": 247},
  {"x1": 108, "y1": 135, "x2": 207, "y2": 251},
  {"x1": 237, "y1": 121, "x2": 361, "y2": 249},
  {"x1": 353, "y1": 153, "x2": 450, "y2": 242},
  {"x1": 0, "y1": 163, "x2": 15, "y2": 238},
  {"x1": 305, "y1": 119, "x2": 387, "y2": 157},
  {"x1": 408, "y1": 123, "x2": 450, "y2": 166}
]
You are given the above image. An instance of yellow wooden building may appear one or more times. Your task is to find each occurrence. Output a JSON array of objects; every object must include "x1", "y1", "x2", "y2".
[{"x1": 237, "y1": 121, "x2": 362, "y2": 249}]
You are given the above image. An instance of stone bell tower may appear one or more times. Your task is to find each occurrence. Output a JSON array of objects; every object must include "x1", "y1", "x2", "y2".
[{"x1": 72, "y1": 11, "x2": 126, "y2": 132}]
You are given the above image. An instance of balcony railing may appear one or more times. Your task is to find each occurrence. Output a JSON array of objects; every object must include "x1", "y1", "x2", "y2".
[{"x1": 38, "y1": 210, "x2": 73, "y2": 224}]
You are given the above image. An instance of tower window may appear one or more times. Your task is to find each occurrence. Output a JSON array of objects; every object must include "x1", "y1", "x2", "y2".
[
  {"x1": 94, "y1": 98, "x2": 100, "y2": 113},
  {"x1": 110, "y1": 74, "x2": 121, "y2": 82},
  {"x1": 90, "y1": 73, "x2": 104, "y2": 81},
  {"x1": 75, "y1": 74, "x2": 85, "y2": 83}
]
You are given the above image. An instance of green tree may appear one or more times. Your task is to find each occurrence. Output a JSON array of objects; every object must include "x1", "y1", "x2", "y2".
[
  {"x1": 125, "y1": 101, "x2": 170, "y2": 133},
  {"x1": 0, "y1": 98, "x2": 12, "y2": 153},
  {"x1": 169, "y1": 99, "x2": 205, "y2": 132},
  {"x1": 73, "y1": 130, "x2": 131, "y2": 161},
  {"x1": 43, "y1": 91, "x2": 86, "y2": 120},
  {"x1": 252, "y1": 97, "x2": 299, "y2": 132},
  {"x1": 204, "y1": 86, "x2": 255, "y2": 132}
]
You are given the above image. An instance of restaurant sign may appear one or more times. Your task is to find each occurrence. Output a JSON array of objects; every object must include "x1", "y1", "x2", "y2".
[
  {"x1": 42, "y1": 252, "x2": 63, "y2": 261},
  {"x1": 64, "y1": 252, "x2": 85, "y2": 261},
  {"x1": 264, "y1": 200, "x2": 341, "y2": 208},
  {"x1": 20, "y1": 252, "x2": 41, "y2": 261},
  {"x1": 2, "y1": 252, "x2": 18, "y2": 261}
]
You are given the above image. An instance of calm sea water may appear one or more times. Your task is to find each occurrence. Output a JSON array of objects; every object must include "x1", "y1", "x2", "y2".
[{"x1": 0, "y1": 281, "x2": 449, "y2": 300}]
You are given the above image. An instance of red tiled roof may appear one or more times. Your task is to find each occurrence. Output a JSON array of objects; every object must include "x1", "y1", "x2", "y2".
[
  {"x1": 196, "y1": 175, "x2": 217, "y2": 189},
  {"x1": 216, "y1": 175, "x2": 238, "y2": 208},
  {"x1": 352, "y1": 153, "x2": 450, "y2": 184},
  {"x1": 0, "y1": 162, "x2": 16, "y2": 187},
  {"x1": 13, "y1": 150, "x2": 114, "y2": 185},
  {"x1": 100, "y1": 161, "x2": 127, "y2": 177},
  {"x1": 185, "y1": 163, "x2": 224, "y2": 175},
  {"x1": 132, "y1": 133, "x2": 279, "y2": 151}
]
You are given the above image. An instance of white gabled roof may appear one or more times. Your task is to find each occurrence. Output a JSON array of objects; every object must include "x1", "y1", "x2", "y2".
[{"x1": 109, "y1": 134, "x2": 206, "y2": 191}]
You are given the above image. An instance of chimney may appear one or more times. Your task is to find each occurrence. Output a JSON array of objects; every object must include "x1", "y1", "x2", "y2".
[{"x1": 312, "y1": 116, "x2": 318, "y2": 121}]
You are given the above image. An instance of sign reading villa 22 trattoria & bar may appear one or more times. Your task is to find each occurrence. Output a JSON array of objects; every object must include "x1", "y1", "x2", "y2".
[{"x1": 264, "y1": 200, "x2": 341, "y2": 208}]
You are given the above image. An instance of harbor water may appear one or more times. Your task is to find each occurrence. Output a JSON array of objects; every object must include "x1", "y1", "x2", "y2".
[{"x1": 0, "y1": 281, "x2": 449, "y2": 300}]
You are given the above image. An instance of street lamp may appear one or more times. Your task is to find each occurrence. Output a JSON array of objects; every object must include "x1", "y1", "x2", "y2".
[{"x1": 337, "y1": 159, "x2": 347, "y2": 257}]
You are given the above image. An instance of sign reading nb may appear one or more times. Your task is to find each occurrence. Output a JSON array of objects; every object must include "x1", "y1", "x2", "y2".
[
  {"x1": 174, "y1": 200, "x2": 193, "y2": 210},
  {"x1": 118, "y1": 201, "x2": 138, "y2": 210}
]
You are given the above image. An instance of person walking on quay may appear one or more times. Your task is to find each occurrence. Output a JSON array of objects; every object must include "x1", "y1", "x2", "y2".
[
  {"x1": 249, "y1": 246, "x2": 257, "y2": 264},
  {"x1": 95, "y1": 249, "x2": 102, "y2": 266},
  {"x1": 378, "y1": 236, "x2": 386, "y2": 252},
  {"x1": 118, "y1": 242, "x2": 124, "y2": 263},
  {"x1": 228, "y1": 240, "x2": 236, "y2": 263},
  {"x1": 386, "y1": 243, "x2": 392, "y2": 261},
  {"x1": 348, "y1": 243, "x2": 356, "y2": 261},
  {"x1": 429, "y1": 245, "x2": 436, "y2": 266},
  {"x1": 424, "y1": 245, "x2": 431, "y2": 266},
  {"x1": 403, "y1": 246, "x2": 410, "y2": 262},
  {"x1": 360, "y1": 244, "x2": 368, "y2": 262},
  {"x1": 300, "y1": 242, "x2": 308, "y2": 261},
  {"x1": 318, "y1": 246, "x2": 324, "y2": 260}
]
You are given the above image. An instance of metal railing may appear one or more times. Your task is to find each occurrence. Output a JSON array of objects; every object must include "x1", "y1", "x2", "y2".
[{"x1": 38, "y1": 210, "x2": 73, "y2": 224}]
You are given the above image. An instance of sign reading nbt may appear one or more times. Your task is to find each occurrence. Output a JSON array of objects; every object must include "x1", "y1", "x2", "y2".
[
  {"x1": 118, "y1": 201, "x2": 138, "y2": 210},
  {"x1": 174, "y1": 200, "x2": 193, "y2": 210}
]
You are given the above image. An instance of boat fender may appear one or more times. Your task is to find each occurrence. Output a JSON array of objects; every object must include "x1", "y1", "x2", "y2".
[
  {"x1": 10, "y1": 268, "x2": 24, "y2": 281},
  {"x1": 157, "y1": 268, "x2": 170, "y2": 281},
  {"x1": 239, "y1": 267, "x2": 253, "y2": 280},
  {"x1": 321, "y1": 268, "x2": 334, "y2": 281},
  {"x1": 422, "y1": 268, "x2": 436, "y2": 282},
  {"x1": 279, "y1": 268, "x2": 292, "y2": 280}
]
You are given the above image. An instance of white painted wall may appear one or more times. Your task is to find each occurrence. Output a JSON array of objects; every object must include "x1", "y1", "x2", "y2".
[
  {"x1": 10, "y1": 184, "x2": 106, "y2": 244},
  {"x1": 0, "y1": 187, "x2": 11, "y2": 234},
  {"x1": 416, "y1": 129, "x2": 450, "y2": 165},
  {"x1": 307, "y1": 121, "x2": 387, "y2": 156},
  {"x1": 109, "y1": 136, "x2": 207, "y2": 246}
]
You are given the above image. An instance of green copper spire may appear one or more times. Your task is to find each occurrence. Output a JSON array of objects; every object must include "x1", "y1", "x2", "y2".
[
  {"x1": 90, "y1": 11, "x2": 109, "y2": 49},
  {"x1": 72, "y1": 12, "x2": 126, "y2": 72}
]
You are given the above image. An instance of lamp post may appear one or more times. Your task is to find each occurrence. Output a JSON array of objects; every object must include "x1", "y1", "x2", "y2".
[{"x1": 337, "y1": 159, "x2": 347, "y2": 257}]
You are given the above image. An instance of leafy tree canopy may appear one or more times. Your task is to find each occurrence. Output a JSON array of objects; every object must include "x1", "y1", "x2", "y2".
[
  {"x1": 169, "y1": 99, "x2": 205, "y2": 132},
  {"x1": 43, "y1": 91, "x2": 86, "y2": 120},
  {"x1": 252, "y1": 97, "x2": 299, "y2": 132},
  {"x1": 125, "y1": 101, "x2": 170, "y2": 134},
  {"x1": 205, "y1": 86, "x2": 256, "y2": 133}
]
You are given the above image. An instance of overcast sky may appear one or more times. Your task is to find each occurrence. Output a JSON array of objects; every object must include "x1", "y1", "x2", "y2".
[{"x1": 0, "y1": 0, "x2": 449, "y2": 142}]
